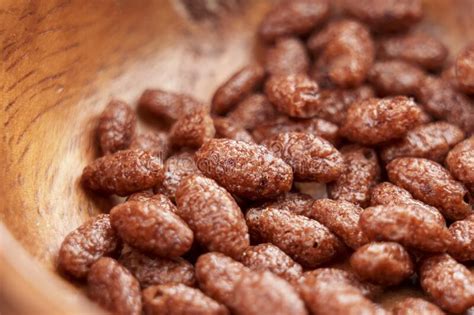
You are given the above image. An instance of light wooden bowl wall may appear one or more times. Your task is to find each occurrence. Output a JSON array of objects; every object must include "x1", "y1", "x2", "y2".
[{"x1": 1, "y1": 0, "x2": 473, "y2": 314}]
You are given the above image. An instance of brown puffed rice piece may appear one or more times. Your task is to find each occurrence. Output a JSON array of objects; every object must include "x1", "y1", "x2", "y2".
[
  {"x1": 416, "y1": 76, "x2": 474, "y2": 135},
  {"x1": 342, "y1": 0, "x2": 422, "y2": 32},
  {"x1": 368, "y1": 60, "x2": 425, "y2": 96},
  {"x1": 58, "y1": 214, "x2": 120, "y2": 278},
  {"x1": 350, "y1": 242, "x2": 414, "y2": 286},
  {"x1": 175, "y1": 175, "x2": 249, "y2": 259},
  {"x1": 420, "y1": 254, "x2": 474, "y2": 313},
  {"x1": 97, "y1": 100, "x2": 136, "y2": 155},
  {"x1": 262, "y1": 132, "x2": 344, "y2": 182},
  {"x1": 360, "y1": 204, "x2": 453, "y2": 252},
  {"x1": 142, "y1": 284, "x2": 229, "y2": 315},
  {"x1": 446, "y1": 137, "x2": 474, "y2": 193},
  {"x1": 261, "y1": 192, "x2": 313, "y2": 215},
  {"x1": 195, "y1": 139, "x2": 293, "y2": 200},
  {"x1": 378, "y1": 33, "x2": 448, "y2": 70},
  {"x1": 110, "y1": 196, "x2": 193, "y2": 257},
  {"x1": 455, "y1": 43, "x2": 474, "y2": 94},
  {"x1": 299, "y1": 269, "x2": 386, "y2": 315},
  {"x1": 387, "y1": 157, "x2": 472, "y2": 220},
  {"x1": 170, "y1": 110, "x2": 215, "y2": 149},
  {"x1": 154, "y1": 152, "x2": 201, "y2": 200},
  {"x1": 341, "y1": 96, "x2": 424, "y2": 145},
  {"x1": 212, "y1": 65, "x2": 265, "y2": 115},
  {"x1": 308, "y1": 199, "x2": 369, "y2": 249},
  {"x1": 246, "y1": 207, "x2": 345, "y2": 268},
  {"x1": 130, "y1": 130, "x2": 170, "y2": 161},
  {"x1": 328, "y1": 145, "x2": 381, "y2": 207},
  {"x1": 231, "y1": 271, "x2": 307, "y2": 315},
  {"x1": 370, "y1": 182, "x2": 445, "y2": 225},
  {"x1": 381, "y1": 122, "x2": 465, "y2": 163},
  {"x1": 252, "y1": 117, "x2": 339, "y2": 145},
  {"x1": 139, "y1": 89, "x2": 206, "y2": 121},
  {"x1": 87, "y1": 257, "x2": 141, "y2": 315},
  {"x1": 309, "y1": 85, "x2": 375, "y2": 125},
  {"x1": 213, "y1": 117, "x2": 254, "y2": 143},
  {"x1": 448, "y1": 215, "x2": 474, "y2": 262},
  {"x1": 265, "y1": 73, "x2": 322, "y2": 118},
  {"x1": 82, "y1": 149, "x2": 164, "y2": 196},
  {"x1": 308, "y1": 19, "x2": 375, "y2": 88},
  {"x1": 195, "y1": 252, "x2": 249, "y2": 306},
  {"x1": 265, "y1": 37, "x2": 309, "y2": 76},
  {"x1": 227, "y1": 94, "x2": 281, "y2": 131},
  {"x1": 119, "y1": 248, "x2": 195, "y2": 288},
  {"x1": 258, "y1": 0, "x2": 330, "y2": 42},
  {"x1": 240, "y1": 243, "x2": 303, "y2": 284},
  {"x1": 392, "y1": 297, "x2": 445, "y2": 315}
]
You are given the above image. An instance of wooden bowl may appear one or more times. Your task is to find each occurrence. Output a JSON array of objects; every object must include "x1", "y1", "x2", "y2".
[{"x1": 1, "y1": 0, "x2": 473, "y2": 314}]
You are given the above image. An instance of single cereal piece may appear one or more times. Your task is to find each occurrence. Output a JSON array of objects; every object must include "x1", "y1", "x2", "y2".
[
  {"x1": 420, "y1": 254, "x2": 474, "y2": 313},
  {"x1": 308, "y1": 19, "x2": 375, "y2": 88},
  {"x1": 387, "y1": 157, "x2": 472, "y2": 220},
  {"x1": 303, "y1": 268, "x2": 383, "y2": 299},
  {"x1": 258, "y1": 0, "x2": 329, "y2": 42},
  {"x1": 350, "y1": 242, "x2": 414, "y2": 286},
  {"x1": 169, "y1": 110, "x2": 215, "y2": 149},
  {"x1": 246, "y1": 207, "x2": 345, "y2": 268},
  {"x1": 381, "y1": 122, "x2": 465, "y2": 163},
  {"x1": 195, "y1": 139, "x2": 293, "y2": 200},
  {"x1": 378, "y1": 33, "x2": 448, "y2": 70},
  {"x1": 448, "y1": 215, "x2": 474, "y2": 262},
  {"x1": 261, "y1": 192, "x2": 313, "y2": 215},
  {"x1": 227, "y1": 94, "x2": 281, "y2": 131},
  {"x1": 309, "y1": 85, "x2": 375, "y2": 125},
  {"x1": 341, "y1": 96, "x2": 424, "y2": 145},
  {"x1": 58, "y1": 214, "x2": 120, "y2": 278},
  {"x1": 392, "y1": 297, "x2": 445, "y2": 315},
  {"x1": 175, "y1": 175, "x2": 249, "y2": 259},
  {"x1": 231, "y1": 271, "x2": 308, "y2": 315},
  {"x1": 299, "y1": 269, "x2": 385, "y2": 315},
  {"x1": 446, "y1": 137, "x2": 474, "y2": 193},
  {"x1": 130, "y1": 131, "x2": 170, "y2": 161},
  {"x1": 368, "y1": 60, "x2": 425, "y2": 96},
  {"x1": 240, "y1": 243, "x2": 303, "y2": 284},
  {"x1": 308, "y1": 199, "x2": 369, "y2": 249},
  {"x1": 328, "y1": 145, "x2": 381, "y2": 207},
  {"x1": 380, "y1": 121, "x2": 464, "y2": 163},
  {"x1": 417, "y1": 76, "x2": 474, "y2": 135},
  {"x1": 252, "y1": 117, "x2": 339, "y2": 145},
  {"x1": 154, "y1": 152, "x2": 201, "y2": 200},
  {"x1": 97, "y1": 100, "x2": 136, "y2": 155},
  {"x1": 138, "y1": 89, "x2": 206, "y2": 121},
  {"x1": 212, "y1": 65, "x2": 265, "y2": 115},
  {"x1": 342, "y1": 0, "x2": 422, "y2": 32},
  {"x1": 455, "y1": 43, "x2": 474, "y2": 94},
  {"x1": 370, "y1": 182, "x2": 445, "y2": 225},
  {"x1": 359, "y1": 204, "x2": 453, "y2": 252},
  {"x1": 265, "y1": 73, "x2": 322, "y2": 118},
  {"x1": 213, "y1": 117, "x2": 254, "y2": 143},
  {"x1": 119, "y1": 248, "x2": 195, "y2": 288},
  {"x1": 265, "y1": 37, "x2": 310, "y2": 76},
  {"x1": 262, "y1": 132, "x2": 343, "y2": 182},
  {"x1": 82, "y1": 149, "x2": 164, "y2": 196},
  {"x1": 142, "y1": 284, "x2": 229, "y2": 315},
  {"x1": 195, "y1": 252, "x2": 249, "y2": 306},
  {"x1": 110, "y1": 196, "x2": 193, "y2": 257},
  {"x1": 87, "y1": 258, "x2": 141, "y2": 315}
]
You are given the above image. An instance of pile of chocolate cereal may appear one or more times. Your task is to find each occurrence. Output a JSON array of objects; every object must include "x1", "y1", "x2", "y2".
[{"x1": 58, "y1": 0, "x2": 474, "y2": 314}]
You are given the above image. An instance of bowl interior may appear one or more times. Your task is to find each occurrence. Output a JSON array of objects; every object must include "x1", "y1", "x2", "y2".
[{"x1": 1, "y1": 0, "x2": 473, "y2": 314}]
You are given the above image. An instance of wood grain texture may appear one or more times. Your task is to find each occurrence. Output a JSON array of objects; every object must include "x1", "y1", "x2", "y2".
[{"x1": 0, "y1": 0, "x2": 473, "y2": 314}]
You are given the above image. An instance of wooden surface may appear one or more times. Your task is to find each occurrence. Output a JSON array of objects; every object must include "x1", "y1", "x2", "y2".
[{"x1": 0, "y1": 0, "x2": 473, "y2": 314}]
